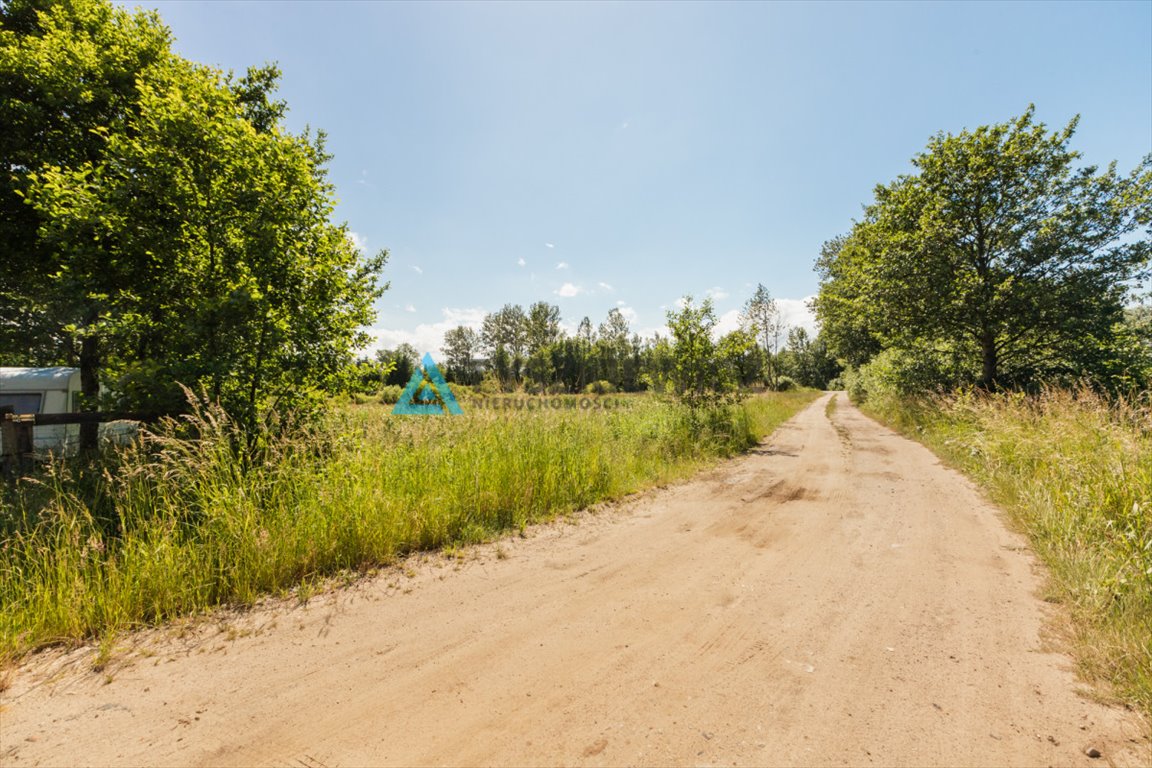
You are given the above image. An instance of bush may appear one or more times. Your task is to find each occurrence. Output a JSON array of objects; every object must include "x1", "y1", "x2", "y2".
[
  {"x1": 584, "y1": 380, "x2": 616, "y2": 395},
  {"x1": 848, "y1": 345, "x2": 975, "y2": 404},
  {"x1": 378, "y1": 385, "x2": 404, "y2": 405},
  {"x1": 773, "y1": 375, "x2": 797, "y2": 392}
]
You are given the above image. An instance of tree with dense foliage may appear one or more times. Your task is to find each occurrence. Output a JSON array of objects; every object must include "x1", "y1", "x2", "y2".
[
  {"x1": 778, "y1": 327, "x2": 841, "y2": 390},
  {"x1": 0, "y1": 0, "x2": 385, "y2": 440},
  {"x1": 815, "y1": 107, "x2": 1152, "y2": 390},
  {"x1": 666, "y1": 297, "x2": 738, "y2": 408}
]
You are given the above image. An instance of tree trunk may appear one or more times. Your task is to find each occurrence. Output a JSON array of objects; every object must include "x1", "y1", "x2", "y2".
[
  {"x1": 78, "y1": 331, "x2": 100, "y2": 455},
  {"x1": 979, "y1": 332, "x2": 998, "y2": 390}
]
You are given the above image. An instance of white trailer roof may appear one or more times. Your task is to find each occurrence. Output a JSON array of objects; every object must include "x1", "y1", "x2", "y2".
[{"x1": 0, "y1": 367, "x2": 81, "y2": 391}]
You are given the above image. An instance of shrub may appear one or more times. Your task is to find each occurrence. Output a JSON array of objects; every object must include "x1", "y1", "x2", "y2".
[
  {"x1": 378, "y1": 385, "x2": 404, "y2": 405},
  {"x1": 584, "y1": 380, "x2": 616, "y2": 395}
]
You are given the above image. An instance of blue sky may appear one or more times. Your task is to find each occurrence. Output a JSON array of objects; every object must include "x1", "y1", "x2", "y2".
[{"x1": 137, "y1": 0, "x2": 1151, "y2": 356}]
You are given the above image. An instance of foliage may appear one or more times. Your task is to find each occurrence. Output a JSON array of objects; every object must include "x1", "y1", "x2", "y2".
[
  {"x1": 665, "y1": 296, "x2": 742, "y2": 408},
  {"x1": 815, "y1": 106, "x2": 1152, "y2": 391},
  {"x1": 441, "y1": 326, "x2": 482, "y2": 386},
  {"x1": 778, "y1": 326, "x2": 842, "y2": 390},
  {"x1": 0, "y1": 0, "x2": 385, "y2": 436}
]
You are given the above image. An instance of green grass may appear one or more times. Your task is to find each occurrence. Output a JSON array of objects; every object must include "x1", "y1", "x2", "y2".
[
  {"x1": 864, "y1": 388, "x2": 1152, "y2": 723},
  {"x1": 0, "y1": 390, "x2": 817, "y2": 660}
]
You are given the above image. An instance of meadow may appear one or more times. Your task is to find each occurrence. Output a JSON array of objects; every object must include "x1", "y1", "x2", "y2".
[
  {"x1": 864, "y1": 388, "x2": 1152, "y2": 721},
  {"x1": 0, "y1": 390, "x2": 816, "y2": 661}
]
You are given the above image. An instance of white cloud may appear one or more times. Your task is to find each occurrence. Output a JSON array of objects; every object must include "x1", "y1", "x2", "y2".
[
  {"x1": 712, "y1": 296, "x2": 817, "y2": 339},
  {"x1": 554, "y1": 282, "x2": 582, "y2": 298},
  {"x1": 616, "y1": 299, "x2": 626, "y2": 306},
  {"x1": 404, "y1": 304, "x2": 416, "y2": 313},
  {"x1": 411, "y1": 265, "x2": 423, "y2": 275},
  {"x1": 715, "y1": 308, "x2": 743, "y2": 337},
  {"x1": 545, "y1": 242, "x2": 555, "y2": 249},
  {"x1": 365, "y1": 307, "x2": 487, "y2": 358},
  {"x1": 777, "y1": 296, "x2": 818, "y2": 336},
  {"x1": 555, "y1": 261, "x2": 569, "y2": 270},
  {"x1": 348, "y1": 231, "x2": 368, "y2": 253},
  {"x1": 705, "y1": 286, "x2": 729, "y2": 301},
  {"x1": 598, "y1": 282, "x2": 614, "y2": 291},
  {"x1": 618, "y1": 306, "x2": 637, "y2": 324},
  {"x1": 517, "y1": 257, "x2": 526, "y2": 267}
]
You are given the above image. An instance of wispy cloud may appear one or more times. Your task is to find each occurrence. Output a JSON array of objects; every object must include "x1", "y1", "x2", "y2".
[
  {"x1": 705, "y1": 286, "x2": 729, "y2": 301},
  {"x1": 348, "y1": 231, "x2": 368, "y2": 253},
  {"x1": 554, "y1": 282, "x2": 582, "y2": 298},
  {"x1": 598, "y1": 282, "x2": 613, "y2": 291},
  {"x1": 517, "y1": 257, "x2": 526, "y2": 267},
  {"x1": 545, "y1": 242, "x2": 555, "y2": 249},
  {"x1": 411, "y1": 265, "x2": 423, "y2": 275},
  {"x1": 555, "y1": 261, "x2": 569, "y2": 270},
  {"x1": 404, "y1": 304, "x2": 416, "y2": 313}
]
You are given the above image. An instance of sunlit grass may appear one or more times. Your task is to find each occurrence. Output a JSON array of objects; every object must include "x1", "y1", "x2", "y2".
[
  {"x1": 865, "y1": 388, "x2": 1152, "y2": 723},
  {"x1": 0, "y1": 390, "x2": 816, "y2": 660}
]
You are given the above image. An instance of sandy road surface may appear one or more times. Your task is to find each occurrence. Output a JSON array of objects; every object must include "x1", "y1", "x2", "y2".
[{"x1": 2, "y1": 394, "x2": 1148, "y2": 767}]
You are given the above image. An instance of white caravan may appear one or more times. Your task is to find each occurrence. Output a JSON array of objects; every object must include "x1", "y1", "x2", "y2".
[{"x1": 0, "y1": 366, "x2": 82, "y2": 455}]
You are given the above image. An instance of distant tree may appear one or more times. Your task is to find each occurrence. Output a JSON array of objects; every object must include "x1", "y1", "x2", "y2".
[
  {"x1": 596, "y1": 307, "x2": 631, "y2": 388},
  {"x1": 815, "y1": 107, "x2": 1152, "y2": 389},
  {"x1": 743, "y1": 284, "x2": 783, "y2": 388},
  {"x1": 717, "y1": 328, "x2": 760, "y2": 387},
  {"x1": 524, "y1": 301, "x2": 562, "y2": 355},
  {"x1": 441, "y1": 326, "x2": 482, "y2": 385},
  {"x1": 639, "y1": 334, "x2": 675, "y2": 394},
  {"x1": 524, "y1": 347, "x2": 554, "y2": 390},
  {"x1": 377, "y1": 345, "x2": 418, "y2": 387},
  {"x1": 779, "y1": 328, "x2": 842, "y2": 389},
  {"x1": 665, "y1": 297, "x2": 737, "y2": 408},
  {"x1": 481, "y1": 304, "x2": 527, "y2": 357}
]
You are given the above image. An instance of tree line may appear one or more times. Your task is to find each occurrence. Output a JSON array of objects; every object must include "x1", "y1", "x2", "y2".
[{"x1": 363, "y1": 287, "x2": 841, "y2": 399}]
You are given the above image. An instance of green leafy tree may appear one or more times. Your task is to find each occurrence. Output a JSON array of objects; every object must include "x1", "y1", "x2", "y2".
[
  {"x1": 377, "y1": 345, "x2": 418, "y2": 387},
  {"x1": 815, "y1": 107, "x2": 1152, "y2": 390},
  {"x1": 596, "y1": 307, "x2": 631, "y2": 388},
  {"x1": 743, "y1": 284, "x2": 782, "y2": 388},
  {"x1": 1, "y1": 0, "x2": 385, "y2": 441},
  {"x1": 717, "y1": 328, "x2": 760, "y2": 387},
  {"x1": 524, "y1": 301, "x2": 562, "y2": 356},
  {"x1": 665, "y1": 297, "x2": 737, "y2": 408},
  {"x1": 441, "y1": 326, "x2": 481, "y2": 385}
]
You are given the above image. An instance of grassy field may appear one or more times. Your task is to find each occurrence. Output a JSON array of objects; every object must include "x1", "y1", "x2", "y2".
[
  {"x1": 863, "y1": 388, "x2": 1152, "y2": 722},
  {"x1": 0, "y1": 390, "x2": 817, "y2": 661}
]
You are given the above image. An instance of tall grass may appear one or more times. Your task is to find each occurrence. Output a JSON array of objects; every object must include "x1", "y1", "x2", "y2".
[
  {"x1": 865, "y1": 388, "x2": 1152, "y2": 722},
  {"x1": 0, "y1": 390, "x2": 816, "y2": 660}
]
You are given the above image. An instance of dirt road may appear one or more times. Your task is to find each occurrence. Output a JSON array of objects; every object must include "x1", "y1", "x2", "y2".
[{"x1": 1, "y1": 394, "x2": 1147, "y2": 767}]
